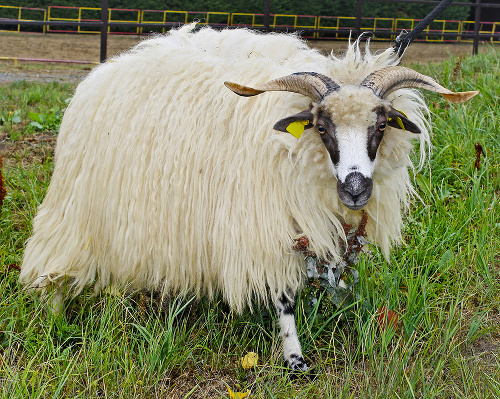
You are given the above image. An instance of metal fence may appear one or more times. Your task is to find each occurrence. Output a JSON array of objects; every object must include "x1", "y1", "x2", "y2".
[{"x1": 0, "y1": 0, "x2": 499, "y2": 62}]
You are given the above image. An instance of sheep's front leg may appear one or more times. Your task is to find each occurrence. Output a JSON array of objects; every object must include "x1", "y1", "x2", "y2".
[{"x1": 276, "y1": 292, "x2": 309, "y2": 372}]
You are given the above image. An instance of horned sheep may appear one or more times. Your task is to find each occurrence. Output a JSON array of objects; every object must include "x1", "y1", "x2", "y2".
[{"x1": 20, "y1": 24, "x2": 478, "y2": 371}]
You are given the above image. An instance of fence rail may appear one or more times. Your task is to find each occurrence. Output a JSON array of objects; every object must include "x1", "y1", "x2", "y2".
[
  {"x1": 2, "y1": 4, "x2": 499, "y2": 42},
  {"x1": 0, "y1": 1, "x2": 499, "y2": 62}
]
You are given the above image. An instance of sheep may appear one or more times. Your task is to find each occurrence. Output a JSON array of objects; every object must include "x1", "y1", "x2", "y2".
[{"x1": 20, "y1": 24, "x2": 478, "y2": 372}]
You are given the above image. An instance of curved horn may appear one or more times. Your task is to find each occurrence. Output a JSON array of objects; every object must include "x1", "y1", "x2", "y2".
[
  {"x1": 361, "y1": 66, "x2": 479, "y2": 103},
  {"x1": 224, "y1": 72, "x2": 340, "y2": 103}
]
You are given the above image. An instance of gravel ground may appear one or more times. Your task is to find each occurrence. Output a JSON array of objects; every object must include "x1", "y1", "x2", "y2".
[{"x1": 0, "y1": 70, "x2": 89, "y2": 84}]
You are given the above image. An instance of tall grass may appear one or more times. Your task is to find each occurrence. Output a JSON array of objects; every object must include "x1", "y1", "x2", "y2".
[{"x1": 0, "y1": 47, "x2": 499, "y2": 398}]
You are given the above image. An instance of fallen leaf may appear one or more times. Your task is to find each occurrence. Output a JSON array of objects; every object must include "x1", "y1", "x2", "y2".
[
  {"x1": 227, "y1": 386, "x2": 250, "y2": 399},
  {"x1": 240, "y1": 352, "x2": 258, "y2": 369},
  {"x1": 377, "y1": 306, "x2": 399, "y2": 330}
]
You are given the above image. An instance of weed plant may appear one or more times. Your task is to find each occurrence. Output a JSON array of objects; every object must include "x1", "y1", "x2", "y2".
[{"x1": 0, "y1": 48, "x2": 499, "y2": 398}]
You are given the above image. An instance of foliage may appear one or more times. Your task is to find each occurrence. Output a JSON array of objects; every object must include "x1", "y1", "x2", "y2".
[
  {"x1": 0, "y1": 81, "x2": 73, "y2": 139},
  {"x1": 0, "y1": 110, "x2": 22, "y2": 133},
  {"x1": 0, "y1": 47, "x2": 499, "y2": 397},
  {"x1": 28, "y1": 107, "x2": 65, "y2": 133}
]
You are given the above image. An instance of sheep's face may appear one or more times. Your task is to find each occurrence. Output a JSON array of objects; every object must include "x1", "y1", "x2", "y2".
[
  {"x1": 274, "y1": 86, "x2": 420, "y2": 210},
  {"x1": 318, "y1": 87, "x2": 384, "y2": 210},
  {"x1": 225, "y1": 67, "x2": 476, "y2": 210}
]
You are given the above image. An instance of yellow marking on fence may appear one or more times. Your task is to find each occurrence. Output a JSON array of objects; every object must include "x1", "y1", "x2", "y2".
[
  {"x1": 272, "y1": 14, "x2": 318, "y2": 37},
  {"x1": 459, "y1": 20, "x2": 497, "y2": 43},
  {"x1": 317, "y1": 16, "x2": 352, "y2": 39},
  {"x1": 0, "y1": 5, "x2": 46, "y2": 33},
  {"x1": 424, "y1": 19, "x2": 446, "y2": 42},
  {"x1": 2, "y1": 6, "x2": 495, "y2": 44},
  {"x1": 108, "y1": 9, "x2": 141, "y2": 34},
  {"x1": 140, "y1": 10, "x2": 166, "y2": 34},
  {"x1": 140, "y1": 10, "x2": 189, "y2": 34},
  {"x1": 47, "y1": 7, "x2": 80, "y2": 22},
  {"x1": 47, "y1": 5, "x2": 51, "y2": 31},
  {"x1": 230, "y1": 13, "x2": 260, "y2": 27},
  {"x1": 395, "y1": 18, "x2": 416, "y2": 34},
  {"x1": 165, "y1": 10, "x2": 188, "y2": 25},
  {"x1": 78, "y1": 7, "x2": 101, "y2": 34},
  {"x1": 442, "y1": 20, "x2": 461, "y2": 43},
  {"x1": 48, "y1": 5, "x2": 80, "y2": 33},
  {"x1": 298, "y1": 16, "x2": 318, "y2": 38},
  {"x1": 273, "y1": 14, "x2": 293, "y2": 28},
  {"x1": 0, "y1": 56, "x2": 18, "y2": 65},
  {"x1": 206, "y1": 12, "x2": 230, "y2": 26},
  {"x1": 373, "y1": 17, "x2": 395, "y2": 41},
  {"x1": 493, "y1": 22, "x2": 499, "y2": 43}
]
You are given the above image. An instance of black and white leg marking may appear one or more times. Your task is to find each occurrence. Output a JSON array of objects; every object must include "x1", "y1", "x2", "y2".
[{"x1": 276, "y1": 292, "x2": 309, "y2": 372}]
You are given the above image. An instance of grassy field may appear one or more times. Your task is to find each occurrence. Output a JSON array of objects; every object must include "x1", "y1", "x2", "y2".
[{"x1": 0, "y1": 48, "x2": 499, "y2": 398}]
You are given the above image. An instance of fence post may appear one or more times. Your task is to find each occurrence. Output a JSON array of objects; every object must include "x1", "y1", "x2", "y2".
[
  {"x1": 100, "y1": 0, "x2": 109, "y2": 63},
  {"x1": 355, "y1": 0, "x2": 363, "y2": 37},
  {"x1": 473, "y1": 0, "x2": 481, "y2": 55},
  {"x1": 472, "y1": 0, "x2": 481, "y2": 55},
  {"x1": 264, "y1": 0, "x2": 271, "y2": 32}
]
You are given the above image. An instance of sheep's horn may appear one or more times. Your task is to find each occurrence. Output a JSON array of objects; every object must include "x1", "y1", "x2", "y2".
[
  {"x1": 361, "y1": 66, "x2": 479, "y2": 103},
  {"x1": 224, "y1": 72, "x2": 340, "y2": 102}
]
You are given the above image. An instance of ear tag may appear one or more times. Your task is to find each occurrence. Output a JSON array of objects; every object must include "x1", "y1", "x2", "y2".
[
  {"x1": 389, "y1": 109, "x2": 408, "y2": 131},
  {"x1": 286, "y1": 120, "x2": 309, "y2": 139},
  {"x1": 394, "y1": 117, "x2": 406, "y2": 130}
]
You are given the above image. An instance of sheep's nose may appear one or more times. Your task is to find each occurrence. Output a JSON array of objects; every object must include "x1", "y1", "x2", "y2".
[
  {"x1": 337, "y1": 172, "x2": 373, "y2": 210},
  {"x1": 344, "y1": 172, "x2": 367, "y2": 197}
]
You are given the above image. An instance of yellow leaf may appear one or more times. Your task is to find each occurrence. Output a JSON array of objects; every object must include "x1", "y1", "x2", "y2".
[
  {"x1": 227, "y1": 386, "x2": 250, "y2": 399},
  {"x1": 240, "y1": 352, "x2": 258, "y2": 369},
  {"x1": 285, "y1": 120, "x2": 309, "y2": 139}
]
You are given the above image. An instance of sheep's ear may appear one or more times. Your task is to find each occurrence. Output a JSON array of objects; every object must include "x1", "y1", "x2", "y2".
[
  {"x1": 388, "y1": 108, "x2": 421, "y2": 134},
  {"x1": 274, "y1": 110, "x2": 314, "y2": 138}
]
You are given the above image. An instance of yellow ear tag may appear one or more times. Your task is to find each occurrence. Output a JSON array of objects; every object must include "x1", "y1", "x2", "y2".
[
  {"x1": 389, "y1": 109, "x2": 408, "y2": 131},
  {"x1": 286, "y1": 120, "x2": 309, "y2": 139},
  {"x1": 395, "y1": 117, "x2": 406, "y2": 130}
]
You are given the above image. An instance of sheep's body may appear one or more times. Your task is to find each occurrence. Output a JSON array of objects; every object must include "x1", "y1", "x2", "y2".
[{"x1": 21, "y1": 25, "x2": 432, "y2": 369}]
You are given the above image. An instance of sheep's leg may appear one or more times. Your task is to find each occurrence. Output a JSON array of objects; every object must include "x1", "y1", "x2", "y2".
[
  {"x1": 42, "y1": 287, "x2": 64, "y2": 316},
  {"x1": 275, "y1": 292, "x2": 309, "y2": 372}
]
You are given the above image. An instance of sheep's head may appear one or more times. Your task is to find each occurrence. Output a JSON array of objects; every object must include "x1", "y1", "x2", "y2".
[{"x1": 225, "y1": 67, "x2": 478, "y2": 210}]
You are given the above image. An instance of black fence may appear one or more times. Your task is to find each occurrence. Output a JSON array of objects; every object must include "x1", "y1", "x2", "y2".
[{"x1": 1, "y1": 0, "x2": 499, "y2": 62}]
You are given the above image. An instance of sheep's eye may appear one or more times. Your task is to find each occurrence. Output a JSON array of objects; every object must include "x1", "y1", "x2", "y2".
[
  {"x1": 317, "y1": 125, "x2": 326, "y2": 134},
  {"x1": 378, "y1": 122, "x2": 386, "y2": 131}
]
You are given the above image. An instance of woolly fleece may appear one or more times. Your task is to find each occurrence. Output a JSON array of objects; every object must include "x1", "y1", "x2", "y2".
[{"x1": 20, "y1": 25, "x2": 430, "y2": 312}]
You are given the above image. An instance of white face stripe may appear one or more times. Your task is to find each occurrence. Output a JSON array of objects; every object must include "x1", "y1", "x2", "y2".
[
  {"x1": 318, "y1": 87, "x2": 383, "y2": 183},
  {"x1": 333, "y1": 126, "x2": 376, "y2": 183}
]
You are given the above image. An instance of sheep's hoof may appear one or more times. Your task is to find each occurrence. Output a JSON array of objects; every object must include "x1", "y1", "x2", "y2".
[
  {"x1": 286, "y1": 354, "x2": 308, "y2": 371},
  {"x1": 285, "y1": 355, "x2": 319, "y2": 380},
  {"x1": 285, "y1": 354, "x2": 309, "y2": 378}
]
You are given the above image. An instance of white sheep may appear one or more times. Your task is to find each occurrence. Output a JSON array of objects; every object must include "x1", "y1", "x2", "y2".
[{"x1": 20, "y1": 24, "x2": 478, "y2": 371}]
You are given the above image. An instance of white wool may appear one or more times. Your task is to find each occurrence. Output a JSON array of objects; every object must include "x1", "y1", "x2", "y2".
[{"x1": 20, "y1": 26, "x2": 430, "y2": 312}]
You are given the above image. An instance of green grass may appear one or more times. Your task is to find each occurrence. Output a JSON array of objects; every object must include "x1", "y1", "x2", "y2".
[
  {"x1": 0, "y1": 48, "x2": 499, "y2": 398},
  {"x1": 0, "y1": 81, "x2": 74, "y2": 139}
]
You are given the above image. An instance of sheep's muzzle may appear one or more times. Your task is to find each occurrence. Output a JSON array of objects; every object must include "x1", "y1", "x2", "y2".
[{"x1": 337, "y1": 172, "x2": 373, "y2": 210}]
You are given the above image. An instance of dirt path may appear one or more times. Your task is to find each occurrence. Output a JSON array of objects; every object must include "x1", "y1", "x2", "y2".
[{"x1": 0, "y1": 32, "x2": 496, "y2": 83}]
